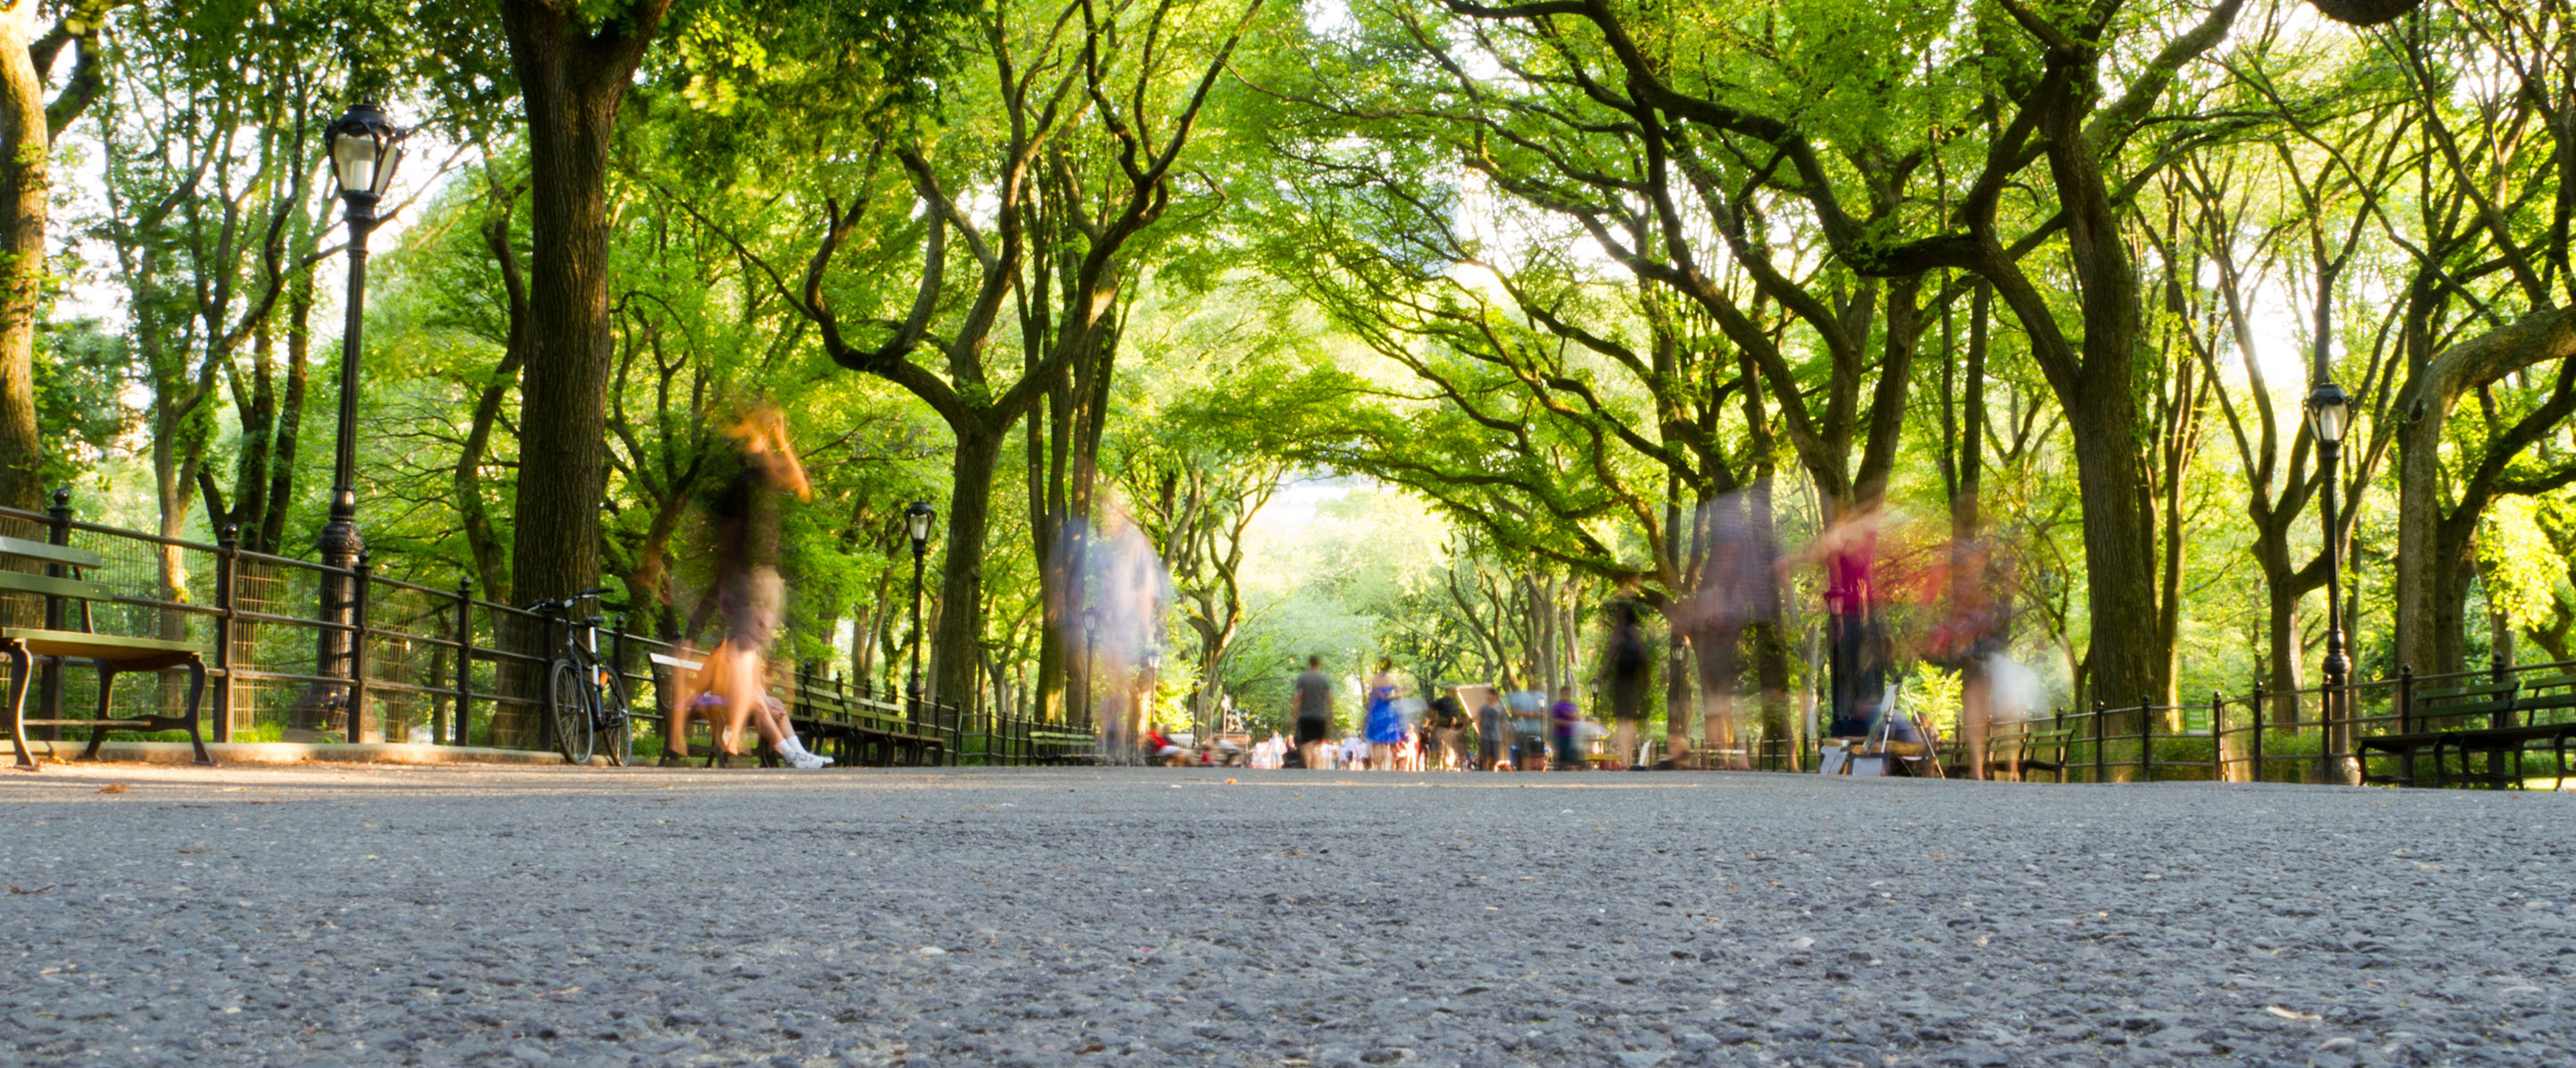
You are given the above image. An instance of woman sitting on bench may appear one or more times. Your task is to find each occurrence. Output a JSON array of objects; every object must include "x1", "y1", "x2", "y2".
[{"x1": 664, "y1": 625, "x2": 831, "y2": 769}]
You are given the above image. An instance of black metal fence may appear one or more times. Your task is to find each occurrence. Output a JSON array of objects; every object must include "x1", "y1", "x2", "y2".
[
  {"x1": 1992, "y1": 658, "x2": 2576, "y2": 786},
  {"x1": 0, "y1": 494, "x2": 1089, "y2": 766}
]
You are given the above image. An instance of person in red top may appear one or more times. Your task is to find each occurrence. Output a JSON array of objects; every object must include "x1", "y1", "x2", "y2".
[{"x1": 1786, "y1": 501, "x2": 1889, "y2": 738}]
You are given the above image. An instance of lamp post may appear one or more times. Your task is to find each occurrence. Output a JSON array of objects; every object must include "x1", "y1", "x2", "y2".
[
  {"x1": 1080, "y1": 607, "x2": 1101, "y2": 736},
  {"x1": 2308, "y1": 379, "x2": 2354, "y2": 783},
  {"x1": 904, "y1": 501, "x2": 935, "y2": 714},
  {"x1": 314, "y1": 103, "x2": 402, "y2": 741},
  {"x1": 1142, "y1": 645, "x2": 1163, "y2": 756}
]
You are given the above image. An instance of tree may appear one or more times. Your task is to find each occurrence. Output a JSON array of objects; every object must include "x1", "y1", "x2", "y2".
[
  {"x1": 497, "y1": 0, "x2": 672, "y2": 608},
  {"x1": 735, "y1": 0, "x2": 1260, "y2": 713},
  {"x1": 0, "y1": 0, "x2": 110, "y2": 508}
]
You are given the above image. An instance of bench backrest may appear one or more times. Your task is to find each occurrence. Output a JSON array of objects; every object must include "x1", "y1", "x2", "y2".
[
  {"x1": 2411, "y1": 681, "x2": 2516, "y2": 731},
  {"x1": 0, "y1": 535, "x2": 112, "y2": 617},
  {"x1": 2513, "y1": 672, "x2": 2576, "y2": 725}
]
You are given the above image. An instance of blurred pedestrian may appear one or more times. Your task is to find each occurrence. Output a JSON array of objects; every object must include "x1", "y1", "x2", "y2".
[
  {"x1": 1427, "y1": 688, "x2": 1467, "y2": 770},
  {"x1": 1785, "y1": 501, "x2": 1891, "y2": 737},
  {"x1": 671, "y1": 402, "x2": 828, "y2": 769},
  {"x1": 1476, "y1": 689, "x2": 1507, "y2": 770},
  {"x1": 1365, "y1": 658, "x2": 1405, "y2": 771},
  {"x1": 1603, "y1": 601, "x2": 1652, "y2": 768},
  {"x1": 1551, "y1": 686, "x2": 1583, "y2": 771},
  {"x1": 1292, "y1": 654, "x2": 1335, "y2": 770},
  {"x1": 1676, "y1": 485, "x2": 1782, "y2": 769}
]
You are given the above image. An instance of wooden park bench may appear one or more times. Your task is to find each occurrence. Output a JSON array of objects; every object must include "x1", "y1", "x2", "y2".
[
  {"x1": 2500, "y1": 672, "x2": 2576, "y2": 790},
  {"x1": 1, "y1": 535, "x2": 211, "y2": 770},
  {"x1": 2014, "y1": 724, "x2": 2073, "y2": 782},
  {"x1": 2356, "y1": 678, "x2": 2550, "y2": 789}
]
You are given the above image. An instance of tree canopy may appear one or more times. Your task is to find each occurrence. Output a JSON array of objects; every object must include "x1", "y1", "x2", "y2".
[{"x1": 11, "y1": 0, "x2": 2576, "y2": 754}]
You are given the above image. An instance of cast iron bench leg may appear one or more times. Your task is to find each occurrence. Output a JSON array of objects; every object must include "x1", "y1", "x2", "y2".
[
  {"x1": 6, "y1": 641, "x2": 31, "y2": 770},
  {"x1": 184, "y1": 658, "x2": 211, "y2": 765},
  {"x1": 81, "y1": 661, "x2": 116, "y2": 761}
]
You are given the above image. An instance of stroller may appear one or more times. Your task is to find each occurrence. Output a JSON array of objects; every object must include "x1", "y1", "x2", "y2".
[{"x1": 1817, "y1": 683, "x2": 1944, "y2": 777}]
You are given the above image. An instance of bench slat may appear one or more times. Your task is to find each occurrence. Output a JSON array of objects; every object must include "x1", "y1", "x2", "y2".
[
  {"x1": 0, "y1": 570, "x2": 110, "y2": 601},
  {"x1": 0, "y1": 627, "x2": 205, "y2": 662},
  {"x1": 0, "y1": 535, "x2": 106, "y2": 570}
]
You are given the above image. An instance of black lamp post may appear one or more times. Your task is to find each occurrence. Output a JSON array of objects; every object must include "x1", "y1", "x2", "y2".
[
  {"x1": 2308, "y1": 379, "x2": 2354, "y2": 782},
  {"x1": 904, "y1": 501, "x2": 935, "y2": 712},
  {"x1": 314, "y1": 103, "x2": 402, "y2": 740},
  {"x1": 317, "y1": 104, "x2": 402, "y2": 577},
  {"x1": 1080, "y1": 607, "x2": 1101, "y2": 734},
  {"x1": 1143, "y1": 645, "x2": 1163, "y2": 748}
]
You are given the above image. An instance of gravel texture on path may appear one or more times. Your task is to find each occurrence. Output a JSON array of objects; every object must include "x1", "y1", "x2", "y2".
[{"x1": 1, "y1": 764, "x2": 2569, "y2": 1067}]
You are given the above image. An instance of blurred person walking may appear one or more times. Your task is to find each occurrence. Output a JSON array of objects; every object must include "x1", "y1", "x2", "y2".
[
  {"x1": 1364, "y1": 658, "x2": 1405, "y2": 771},
  {"x1": 1292, "y1": 655, "x2": 1335, "y2": 770},
  {"x1": 1785, "y1": 501, "x2": 1891, "y2": 737},
  {"x1": 1603, "y1": 601, "x2": 1653, "y2": 768},
  {"x1": 669, "y1": 402, "x2": 828, "y2": 769},
  {"x1": 1426, "y1": 688, "x2": 1467, "y2": 770},
  {"x1": 1475, "y1": 689, "x2": 1506, "y2": 770},
  {"x1": 1676, "y1": 486, "x2": 1783, "y2": 769},
  {"x1": 1550, "y1": 686, "x2": 1583, "y2": 770}
]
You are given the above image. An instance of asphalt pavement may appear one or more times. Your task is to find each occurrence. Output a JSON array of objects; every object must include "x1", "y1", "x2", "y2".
[{"x1": 1, "y1": 763, "x2": 2568, "y2": 1066}]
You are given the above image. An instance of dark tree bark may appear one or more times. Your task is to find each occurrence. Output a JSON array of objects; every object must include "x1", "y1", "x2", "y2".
[
  {"x1": 497, "y1": 0, "x2": 672, "y2": 608},
  {"x1": 2310, "y1": 0, "x2": 2420, "y2": 27},
  {"x1": 457, "y1": 179, "x2": 530, "y2": 600},
  {"x1": 0, "y1": 9, "x2": 105, "y2": 509},
  {"x1": 2394, "y1": 309, "x2": 2576, "y2": 674}
]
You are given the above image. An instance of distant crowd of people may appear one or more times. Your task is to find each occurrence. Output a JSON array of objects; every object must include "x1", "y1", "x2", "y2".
[{"x1": 1220, "y1": 655, "x2": 1610, "y2": 771}]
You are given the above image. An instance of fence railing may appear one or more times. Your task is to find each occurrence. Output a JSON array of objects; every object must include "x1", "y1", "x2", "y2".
[
  {"x1": 0, "y1": 494, "x2": 1095, "y2": 766},
  {"x1": 1986, "y1": 657, "x2": 2576, "y2": 785}
]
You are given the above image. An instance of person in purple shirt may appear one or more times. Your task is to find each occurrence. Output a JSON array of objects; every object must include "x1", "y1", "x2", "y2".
[{"x1": 1550, "y1": 686, "x2": 1582, "y2": 771}]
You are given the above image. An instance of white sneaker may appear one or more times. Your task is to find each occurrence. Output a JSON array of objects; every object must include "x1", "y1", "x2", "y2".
[{"x1": 788, "y1": 750, "x2": 832, "y2": 769}]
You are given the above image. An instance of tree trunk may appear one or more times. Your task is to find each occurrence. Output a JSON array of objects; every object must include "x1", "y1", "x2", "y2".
[
  {"x1": 2394, "y1": 307, "x2": 2576, "y2": 674},
  {"x1": 258, "y1": 272, "x2": 313, "y2": 554},
  {"x1": 498, "y1": 0, "x2": 669, "y2": 610},
  {"x1": 0, "y1": 9, "x2": 51, "y2": 509},
  {"x1": 931, "y1": 425, "x2": 1007, "y2": 709},
  {"x1": 2264, "y1": 578, "x2": 2302, "y2": 726},
  {"x1": 2067, "y1": 385, "x2": 2158, "y2": 727}
]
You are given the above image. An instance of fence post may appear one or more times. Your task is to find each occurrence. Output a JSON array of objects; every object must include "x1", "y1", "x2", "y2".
[
  {"x1": 610, "y1": 612, "x2": 628, "y2": 728},
  {"x1": 453, "y1": 578, "x2": 474, "y2": 746},
  {"x1": 2142, "y1": 693, "x2": 2155, "y2": 783},
  {"x1": 2092, "y1": 699, "x2": 2106, "y2": 783},
  {"x1": 37, "y1": 489, "x2": 69, "y2": 737},
  {"x1": 212, "y1": 525, "x2": 238, "y2": 744},
  {"x1": 2210, "y1": 691, "x2": 2224, "y2": 783},
  {"x1": 2395, "y1": 663, "x2": 2413, "y2": 734},
  {"x1": 346, "y1": 552, "x2": 372, "y2": 743},
  {"x1": 2249, "y1": 681, "x2": 2266, "y2": 785}
]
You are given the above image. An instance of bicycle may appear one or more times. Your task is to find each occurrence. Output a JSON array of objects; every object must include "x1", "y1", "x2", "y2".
[{"x1": 524, "y1": 588, "x2": 632, "y2": 767}]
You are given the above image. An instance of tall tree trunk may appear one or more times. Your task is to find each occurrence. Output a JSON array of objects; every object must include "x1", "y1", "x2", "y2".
[
  {"x1": 2264, "y1": 578, "x2": 2302, "y2": 727},
  {"x1": 258, "y1": 272, "x2": 312, "y2": 554},
  {"x1": 498, "y1": 0, "x2": 669, "y2": 610},
  {"x1": 0, "y1": 8, "x2": 99, "y2": 509},
  {"x1": 931, "y1": 425, "x2": 1008, "y2": 710},
  {"x1": 2394, "y1": 307, "x2": 2576, "y2": 674}
]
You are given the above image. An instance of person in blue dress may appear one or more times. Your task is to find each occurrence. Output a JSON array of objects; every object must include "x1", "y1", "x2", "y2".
[{"x1": 1364, "y1": 658, "x2": 1405, "y2": 771}]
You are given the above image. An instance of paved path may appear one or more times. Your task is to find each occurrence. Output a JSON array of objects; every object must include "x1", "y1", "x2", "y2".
[{"x1": 2, "y1": 765, "x2": 2569, "y2": 1067}]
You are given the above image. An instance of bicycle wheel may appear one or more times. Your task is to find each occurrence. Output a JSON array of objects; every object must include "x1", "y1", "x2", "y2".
[
  {"x1": 593, "y1": 664, "x2": 632, "y2": 768},
  {"x1": 549, "y1": 658, "x2": 594, "y2": 766}
]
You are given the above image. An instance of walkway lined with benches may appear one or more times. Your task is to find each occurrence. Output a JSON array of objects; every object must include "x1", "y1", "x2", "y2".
[{"x1": 0, "y1": 493, "x2": 1082, "y2": 770}]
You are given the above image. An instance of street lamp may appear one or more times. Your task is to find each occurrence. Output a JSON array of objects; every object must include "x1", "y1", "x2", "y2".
[
  {"x1": 315, "y1": 102, "x2": 402, "y2": 741},
  {"x1": 904, "y1": 501, "x2": 935, "y2": 713},
  {"x1": 1080, "y1": 607, "x2": 1101, "y2": 734},
  {"x1": 317, "y1": 103, "x2": 402, "y2": 570},
  {"x1": 1143, "y1": 645, "x2": 1163, "y2": 749},
  {"x1": 2308, "y1": 379, "x2": 2354, "y2": 781}
]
